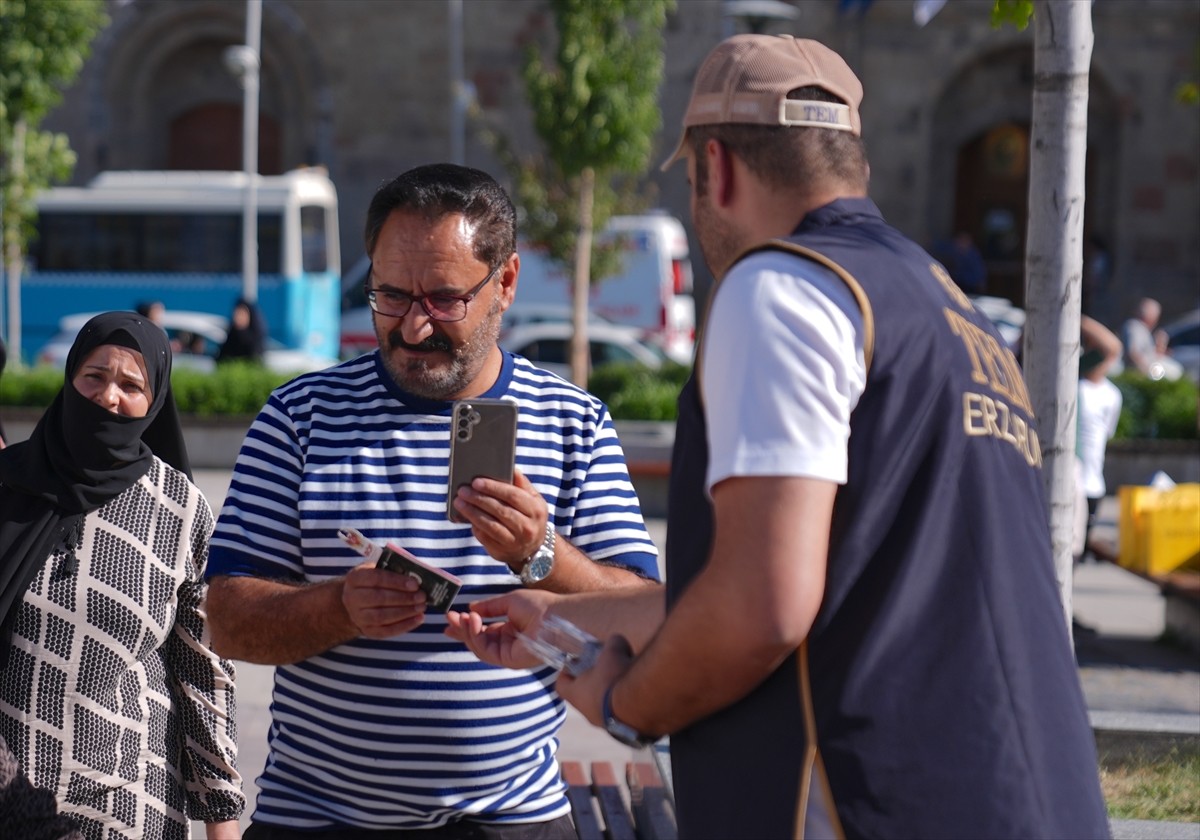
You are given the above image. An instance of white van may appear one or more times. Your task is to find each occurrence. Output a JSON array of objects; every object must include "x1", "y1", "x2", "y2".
[{"x1": 514, "y1": 212, "x2": 696, "y2": 365}]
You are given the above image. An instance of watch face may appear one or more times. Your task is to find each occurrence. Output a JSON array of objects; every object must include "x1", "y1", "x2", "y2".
[{"x1": 522, "y1": 548, "x2": 553, "y2": 584}]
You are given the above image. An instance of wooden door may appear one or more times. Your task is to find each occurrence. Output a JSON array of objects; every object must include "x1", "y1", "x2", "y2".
[{"x1": 953, "y1": 123, "x2": 1030, "y2": 307}]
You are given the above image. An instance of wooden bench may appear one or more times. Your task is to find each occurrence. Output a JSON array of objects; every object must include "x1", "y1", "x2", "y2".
[
  {"x1": 1088, "y1": 532, "x2": 1200, "y2": 652},
  {"x1": 562, "y1": 759, "x2": 677, "y2": 840}
]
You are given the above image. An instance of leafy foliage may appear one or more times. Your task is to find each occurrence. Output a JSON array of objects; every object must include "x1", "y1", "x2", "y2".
[
  {"x1": 1, "y1": 0, "x2": 108, "y2": 303},
  {"x1": 1177, "y1": 43, "x2": 1200, "y2": 106},
  {"x1": 588, "y1": 360, "x2": 690, "y2": 421},
  {"x1": 476, "y1": 0, "x2": 673, "y2": 278},
  {"x1": 0, "y1": 0, "x2": 106, "y2": 124},
  {"x1": 0, "y1": 363, "x2": 63, "y2": 406},
  {"x1": 0, "y1": 363, "x2": 297, "y2": 417},
  {"x1": 169, "y1": 364, "x2": 297, "y2": 416},
  {"x1": 524, "y1": 0, "x2": 670, "y2": 178},
  {"x1": 1112, "y1": 373, "x2": 1199, "y2": 441},
  {"x1": 0, "y1": 359, "x2": 695, "y2": 422},
  {"x1": 6, "y1": 362, "x2": 1192, "y2": 432},
  {"x1": 991, "y1": 0, "x2": 1034, "y2": 31}
]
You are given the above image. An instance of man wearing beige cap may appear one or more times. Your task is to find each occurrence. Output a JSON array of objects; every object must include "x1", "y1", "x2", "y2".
[{"x1": 449, "y1": 34, "x2": 1109, "y2": 838}]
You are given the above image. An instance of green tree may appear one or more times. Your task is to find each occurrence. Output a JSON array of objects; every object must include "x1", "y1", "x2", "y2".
[
  {"x1": 478, "y1": 0, "x2": 673, "y2": 385},
  {"x1": 1, "y1": 0, "x2": 108, "y2": 365}
]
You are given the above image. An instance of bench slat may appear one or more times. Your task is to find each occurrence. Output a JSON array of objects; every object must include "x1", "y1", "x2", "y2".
[
  {"x1": 590, "y1": 761, "x2": 637, "y2": 840},
  {"x1": 563, "y1": 761, "x2": 605, "y2": 840},
  {"x1": 626, "y1": 761, "x2": 678, "y2": 840}
]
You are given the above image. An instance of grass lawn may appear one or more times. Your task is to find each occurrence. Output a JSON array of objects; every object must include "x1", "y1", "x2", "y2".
[{"x1": 1100, "y1": 746, "x2": 1200, "y2": 823}]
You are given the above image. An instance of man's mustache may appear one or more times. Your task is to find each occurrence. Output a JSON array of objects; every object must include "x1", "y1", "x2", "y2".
[{"x1": 387, "y1": 332, "x2": 453, "y2": 353}]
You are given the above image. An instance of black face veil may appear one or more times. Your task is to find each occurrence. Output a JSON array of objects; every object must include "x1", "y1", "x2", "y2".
[{"x1": 0, "y1": 311, "x2": 193, "y2": 660}]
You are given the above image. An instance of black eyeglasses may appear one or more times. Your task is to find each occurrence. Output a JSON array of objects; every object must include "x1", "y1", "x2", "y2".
[{"x1": 365, "y1": 260, "x2": 503, "y2": 323}]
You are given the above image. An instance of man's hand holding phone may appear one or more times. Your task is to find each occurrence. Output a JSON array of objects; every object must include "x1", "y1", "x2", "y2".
[{"x1": 451, "y1": 468, "x2": 551, "y2": 571}]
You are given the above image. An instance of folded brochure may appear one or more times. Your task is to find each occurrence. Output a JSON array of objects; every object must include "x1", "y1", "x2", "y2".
[{"x1": 338, "y1": 527, "x2": 462, "y2": 612}]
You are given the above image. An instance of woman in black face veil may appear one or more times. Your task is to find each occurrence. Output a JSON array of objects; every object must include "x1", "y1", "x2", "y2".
[
  {"x1": 216, "y1": 297, "x2": 267, "y2": 364},
  {"x1": 0, "y1": 312, "x2": 244, "y2": 839}
]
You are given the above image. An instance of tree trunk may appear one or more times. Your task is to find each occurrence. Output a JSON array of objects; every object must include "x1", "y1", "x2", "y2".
[
  {"x1": 1023, "y1": 0, "x2": 1093, "y2": 634},
  {"x1": 3, "y1": 119, "x2": 26, "y2": 368},
  {"x1": 570, "y1": 167, "x2": 595, "y2": 387}
]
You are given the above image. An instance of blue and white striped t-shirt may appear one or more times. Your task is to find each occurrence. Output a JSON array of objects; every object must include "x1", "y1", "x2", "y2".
[{"x1": 206, "y1": 351, "x2": 659, "y2": 831}]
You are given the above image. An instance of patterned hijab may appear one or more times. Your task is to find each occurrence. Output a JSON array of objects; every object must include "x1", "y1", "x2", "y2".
[{"x1": 0, "y1": 312, "x2": 192, "y2": 658}]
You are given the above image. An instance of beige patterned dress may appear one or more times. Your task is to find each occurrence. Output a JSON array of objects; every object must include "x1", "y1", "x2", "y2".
[{"x1": 0, "y1": 457, "x2": 243, "y2": 839}]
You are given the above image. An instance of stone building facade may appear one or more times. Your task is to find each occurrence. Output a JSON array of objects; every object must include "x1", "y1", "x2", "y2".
[{"x1": 43, "y1": 0, "x2": 1200, "y2": 331}]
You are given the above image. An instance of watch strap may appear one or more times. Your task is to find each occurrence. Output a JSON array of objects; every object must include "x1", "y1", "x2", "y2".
[
  {"x1": 602, "y1": 682, "x2": 655, "y2": 748},
  {"x1": 519, "y1": 522, "x2": 556, "y2": 585}
]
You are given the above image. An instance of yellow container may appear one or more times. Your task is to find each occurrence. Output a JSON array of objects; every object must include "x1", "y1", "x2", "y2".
[{"x1": 1118, "y1": 484, "x2": 1200, "y2": 576}]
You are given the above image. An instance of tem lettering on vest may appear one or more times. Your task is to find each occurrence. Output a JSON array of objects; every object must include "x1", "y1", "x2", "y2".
[
  {"x1": 942, "y1": 308, "x2": 1034, "y2": 415},
  {"x1": 930, "y1": 262, "x2": 973, "y2": 311},
  {"x1": 942, "y1": 303, "x2": 1041, "y2": 468}
]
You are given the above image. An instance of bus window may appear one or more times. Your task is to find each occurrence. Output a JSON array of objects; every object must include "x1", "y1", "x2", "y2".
[
  {"x1": 34, "y1": 211, "x2": 283, "y2": 274},
  {"x1": 301, "y1": 205, "x2": 327, "y2": 272},
  {"x1": 17, "y1": 168, "x2": 341, "y2": 363}
]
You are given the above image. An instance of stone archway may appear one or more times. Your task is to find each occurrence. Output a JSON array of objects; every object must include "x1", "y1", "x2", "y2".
[
  {"x1": 929, "y1": 45, "x2": 1119, "y2": 309},
  {"x1": 84, "y1": 1, "x2": 332, "y2": 175}
]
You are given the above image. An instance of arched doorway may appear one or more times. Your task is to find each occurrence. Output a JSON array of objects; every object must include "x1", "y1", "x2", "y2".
[
  {"x1": 930, "y1": 46, "x2": 1119, "y2": 311},
  {"x1": 168, "y1": 103, "x2": 282, "y2": 173},
  {"x1": 88, "y1": 2, "x2": 332, "y2": 177}
]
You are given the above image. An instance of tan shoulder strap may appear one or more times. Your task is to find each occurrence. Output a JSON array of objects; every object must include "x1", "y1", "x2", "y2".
[{"x1": 695, "y1": 239, "x2": 875, "y2": 408}]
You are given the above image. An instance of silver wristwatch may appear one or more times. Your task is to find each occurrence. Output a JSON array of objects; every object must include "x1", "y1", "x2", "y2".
[{"x1": 519, "y1": 522, "x2": 557, "y2": 585}]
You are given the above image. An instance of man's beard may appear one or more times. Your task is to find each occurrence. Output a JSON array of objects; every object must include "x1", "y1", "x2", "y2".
[
  {"x1": 377, "y1": 297, "x2": 504, "y2": 401},
  {"x1": 694, "y1": 192, "x2": 743, "y2": 282}
]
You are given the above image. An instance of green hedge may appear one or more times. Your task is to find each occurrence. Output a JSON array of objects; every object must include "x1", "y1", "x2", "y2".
[
  {"x1": 588, "y1": 361, "x2": 691, "y2": 421},
  {"x1": 0, "y1": 366, "x2": 66, "y2": 408},
  {"x1": 6, "y1": 361, "x2": 1193, "y2": 436},
  {"x1": 0, "y1": 363, "x2": 298, "y2": 417},
  {"x1": 170, "y1": 364, "x2": 297, "y2": 416},
  {"x1": 0, "y1": 360, "x2": 690, "y2": 420},
  {"x1": 1112, "y1": 372, "x2": 1199, "y2": 441}
]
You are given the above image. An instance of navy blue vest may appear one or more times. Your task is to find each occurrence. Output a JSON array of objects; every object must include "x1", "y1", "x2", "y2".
[{"x1": 666, "y1": 198, "x2": 1108, "y2": 838}]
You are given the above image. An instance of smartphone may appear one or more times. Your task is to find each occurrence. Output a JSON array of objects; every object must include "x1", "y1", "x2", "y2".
[{"x1": 446, "y1": 397, "x2": 519, "y2": 523}]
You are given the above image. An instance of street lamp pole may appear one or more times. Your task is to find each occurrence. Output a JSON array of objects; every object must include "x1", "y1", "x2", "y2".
[
  {"x1": 226, "y1": 0, "x2": 262, "y2": 303},
  {"x1": 449, "y1": 0, "x2": 465, "y2": 165},
  {"x1": 721, "y1": 0, "x2": 799, "y2": 37}
]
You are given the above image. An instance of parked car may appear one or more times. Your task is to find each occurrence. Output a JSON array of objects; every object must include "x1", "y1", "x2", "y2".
[
  {"x1": 970, "y1": 294, "x2": 1026, "y2": 352},
  {"x1": 1162, "y1": 308, "x2": 1200, "y2": 383},
  {"x1": 499, "y1": 321, "x2": 664, "y2": 381},
  {"x1": 37, "y1": 310, "x2": 338, "y2": 375},
  {"x1": 501, "y1": 303, "x2": 614, "y2": 334},
  {"x1": 338, "y1": 254, "x2": 373, "y2": 357}
]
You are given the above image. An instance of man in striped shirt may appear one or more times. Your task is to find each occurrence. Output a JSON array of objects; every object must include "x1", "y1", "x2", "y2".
[{"x1": 204, "y1": 164, "x2": 660, "y2": 838}]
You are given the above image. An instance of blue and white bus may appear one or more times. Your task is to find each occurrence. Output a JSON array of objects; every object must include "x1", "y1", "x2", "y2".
[{"x1": 12, "y1": 167, "x2": 340, "y2": 362}]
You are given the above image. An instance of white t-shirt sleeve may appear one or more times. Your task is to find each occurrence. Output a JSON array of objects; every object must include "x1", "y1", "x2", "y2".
[{"x1": 700, "y1": 251, "x2": 867, "y2": 494}]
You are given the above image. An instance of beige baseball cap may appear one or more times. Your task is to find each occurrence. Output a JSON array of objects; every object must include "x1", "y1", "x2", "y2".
[{"x1": 661, "y1": 34, "x2": 863, "y2": 170}]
